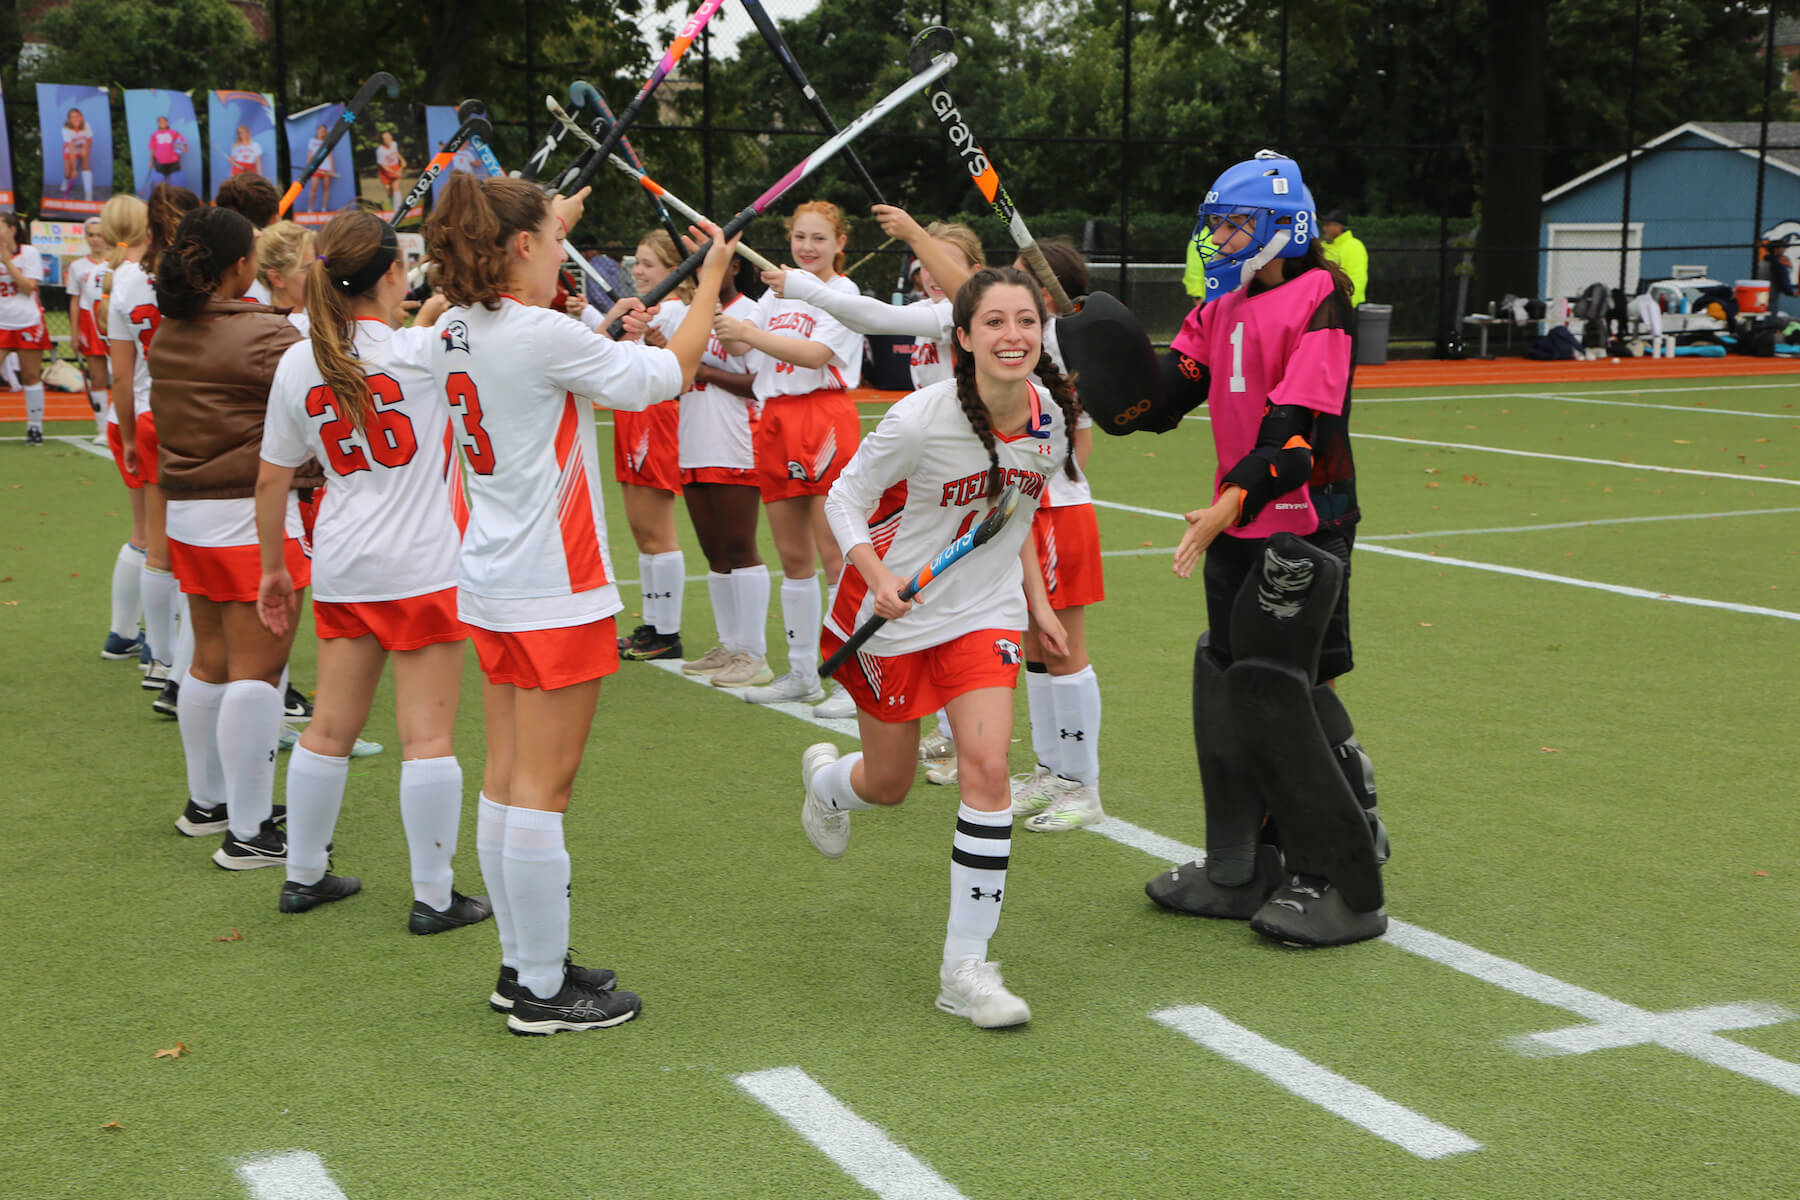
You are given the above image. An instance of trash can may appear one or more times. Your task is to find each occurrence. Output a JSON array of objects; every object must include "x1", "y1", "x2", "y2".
[{"x1": 1354, "y1": 303, "x2": 1392, "y2": 366}]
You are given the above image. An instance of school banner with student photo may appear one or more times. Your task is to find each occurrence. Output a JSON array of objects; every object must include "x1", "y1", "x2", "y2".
[
  {"x1": 124, "y1": 89, "x2": 201, "y2": 198},
  {"x1": 0, "y1": 81, "x2": 16, "y2": 211},
  {"x1": 208, "y1": 90, "x2": 277, "y2": 196},
  {"x1": 30, "y1": 219, "x2": 91, "y2": 289},
  {"x1": 423, "y1": 105, "x2": 496, "y2": 202},
  {"x1": 37, "y1": 83, "x2": 113, "y2": 218},
  {"x1": 353, "y1": 100, "x2": 425, "y2": 220},
  {"x1": 284, "y1": 101, "x2": 354, "y2": 225}
]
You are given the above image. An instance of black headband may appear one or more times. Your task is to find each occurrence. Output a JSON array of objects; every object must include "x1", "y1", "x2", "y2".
[{"x1": 329, "y1": 221, "x2": 399, "y2": 295}]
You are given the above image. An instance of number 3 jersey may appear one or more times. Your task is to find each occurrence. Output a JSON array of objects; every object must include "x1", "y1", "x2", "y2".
[
  {"x1": 431, "y1": 298, "x2": 685, "y2": 631},
  {"x1": 262, "y1": 320, "x2": 459, "y2": 603},
  {"x1": 823, "y1": 378, "x2": 1067, "y2": 656}
]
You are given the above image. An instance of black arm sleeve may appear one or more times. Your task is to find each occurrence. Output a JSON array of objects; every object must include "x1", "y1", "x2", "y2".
[
  {"x1": 1220, "y1": 403, "x2": 1317, "y2": 525},
  {"x1": 1159, "y1": 349, "x2": 1210, "y2": 420}
]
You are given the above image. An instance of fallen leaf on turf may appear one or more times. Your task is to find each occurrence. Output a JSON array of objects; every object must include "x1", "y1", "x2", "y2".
[
  {"x1": 100, "y1": 1121, "x2": 124, "y2": 1131},
  {"x1": 2, "y1": 601, "x2": 17, "y2": 607},
  {"x1": 70, "y1": 572, "x2": 79, "y2": 578},
  {"x1": 1142, "y1": 452, "x2": 1155, "y2": 458},
  {"x1": 1673, "y1": 439, "x2": 1690, "y2": 444},
  {"x1": 214, "y1": 929, "x2": 242, "y2": 943},
  {"x1": 1424, "y1": 468, "x2": 1440, "y2": 474},
  {"x1": 1540, "y1": 746, "x2": 1560, "y2": 754},
  {"x1": 153, "y1": 1043, "x2": 189, "y2": 1059},
  {"x1": 1460, "y1": 474, "x2": 1481, "y2": 485},
  {"x1": 1418, "y1": 622, "x2": 1433, "y2": 627},
  {"x1": 1140, "y1": 540, "x2": 1153, "y2": 547},
  {"x1": 1425, "y1": 481, "x2": 1440, "y2": 489},
  {"x1": 1757, "y1": 438, "x2": 1770, "y2": 444},
  {"x1": 1753, "y1": 870, "x2": 1771, "y2": 877}
]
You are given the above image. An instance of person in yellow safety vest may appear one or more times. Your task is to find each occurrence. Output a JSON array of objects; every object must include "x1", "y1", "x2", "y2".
[
  {"x1": 1183, "y1": 237, "x2": 1207, "y2": 301},
  {"x1": 1319, "y1": 210, "x2": 1367, "y2": 306}
]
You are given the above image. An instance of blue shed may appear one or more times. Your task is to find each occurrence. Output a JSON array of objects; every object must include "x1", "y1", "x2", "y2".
[{"x1": 1539, "y1": 121, "x2": 1800, "y2": 317}]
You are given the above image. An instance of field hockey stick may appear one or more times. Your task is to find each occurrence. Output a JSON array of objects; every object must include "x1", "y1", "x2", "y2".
[
  {"x1": 546, "y1": 97, "x2": 777, "y2": 272},
  {"x1": 820, "y1": 482, "x2": 1023, "y2": 679},
  {"x1": 456, "y1": 99, "x2": 615, "y2": 300},
  {"x1": 391, "y1": 111, "x2": 492, "y2": 226},
  {"x1": 909, "y1": 28, "x2": 1075, "y2": 317},
  {"x1": 566, "y1": 82, "x2": 683, "y2": 249},
  {"x1": 555, "y1": 0, "x2": 727, "y2": 197},
  {"x1": 278, "y1": 71, "x2": 399, "y2": 217},
  {"x1": 609, "y1": 34, "x2": 958, "y2": 337}
]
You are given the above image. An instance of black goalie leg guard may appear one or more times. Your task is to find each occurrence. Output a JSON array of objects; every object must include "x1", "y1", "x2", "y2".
[
  {"x1": 1144, "y1": 633, "x2": 1284, "y2": 919},
  {"x1": 1312, "y1": 685, "x2": 1390, "y2": 866},
  {"x1": 1223, "y1": 534, "x2": 1386, "y2": 947}
]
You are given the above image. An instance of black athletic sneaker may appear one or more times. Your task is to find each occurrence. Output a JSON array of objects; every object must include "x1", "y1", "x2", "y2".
[
  {"x1": 279, "y1": 874, "x2": 363, "y2": 913},
  {"x1": 1249, "y1": 874, "x2": 1388, "y2": 948},
  {"x1": 175, "y1": 799, "x2": 230, "y2": 838},
  {"x1": 506, "y1": 968, "x2": 641, "y2": 1035},
  {"x1": 408, "y1": 891, "x2": 493, "y2": 935},
  {"x1": 152, "y1": 678, "x2": 180, "y2": 718},
  {"x1": 283, "y1": 684, "x2": 314, "y2": 722},
  {"x1": 489, "y1": 956, "x2": 618, "y2": 1012},
  {"x1": 25, "y1": 426, "x2": 43, "y2": 446},
  {"x1": 212, "y1": 823, "x2": 288, "y2": 870},
  {"x1": 616, "y1": 623, "x2": 657, "y2": 655},
  {"x1": 622, "y1": 629, "x2": 683, "y2": 661}
]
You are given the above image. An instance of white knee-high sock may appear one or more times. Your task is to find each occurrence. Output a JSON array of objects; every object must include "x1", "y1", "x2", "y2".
[
  {"x1": 90, "y1": 390, "x2": 108, "y2": 437},
  {"x1": 648, "y1": 550, "x2": 685, "y2": 635},
  {"x1": 636, "y1": 553, "x2": 657, "y2": 631},
  {"x1": 217, "y1": 679, "x2": 282, "y2": 838},
  {"x1": 171, "y1": 592, "x2": 194, "y2": 682},
  {"x1": 23, "y1": 382, "x2": 44, "y2": 429},
  {"x1": 475, "y1": 794, "x2": 517, "y2": 968},
  {"x1": 935, "y1": 708, "x2": 955, "y2": 744},
  {"x1": 502, "y1": 807, "x2": 571, "y2": 1001},
  {"x1": 284, "y1": 745, "x2": 348, "y2": 886},
  {"x1": 944, "y1": 803, "x2": 1012, "y2": 965},
  {"x1": 706, "y1": 571, "x2": 733, "y2": 649},
  {"x1": 176, "y1": 674, "x2": 227, "y2": 813},
  {"x1": 81, "y1": 170, "x2": 93, "y2": 200},
  {"x1": 816, "y1": 751, "x2": 874, "y2": 811},
  {"x1": 780, "y1": 575, "x2": 821, "y2": 680},
  {"x1": 142, "y1": 565, "x2": 176, "y2": 665},
  {"x1": 110, "y1": 541, "x2": 144, "y2": 638},
  {"x1": 400, "y1": 756, "x2": 463, "y2": 911},
  {"x1": 730, "y1": 565, "x2": 770, "y2": 656},
  {"x1": 1051, "y1": 667, "x2": 1102, "y2": 786},
  {"x1": 1025, "y1": 663, "x2": 1057, "y2": 773}
]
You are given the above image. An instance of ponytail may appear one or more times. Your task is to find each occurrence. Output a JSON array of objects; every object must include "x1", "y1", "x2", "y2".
[
  {"x1": 424, "y1": 172, "x2": 550, "y2": 309},
  {"x1": 155, "y1": 207, "x2": 255, "y2": 320},
  {"x1": 144, "y1": 183, "x2": 201, "y2": 279},
  {"x1": 305, "y1": 211, "x2": 397, "y2": 432}
]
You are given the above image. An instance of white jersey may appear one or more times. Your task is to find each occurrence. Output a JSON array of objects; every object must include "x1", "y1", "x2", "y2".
[
  {"x1": 245, "y1": 278, "x2": 272, "y2": 305},
  {"x1": 376, "y1": 143, "x2": 402, "y2": 171},
  {"x1": 288, "y1": 311, "x2": 311, "y2": 336},
  {"x1": 780, "y1": 271, "x2": 951, "y2": 389},
  {"x1": 262, "y1": 321, "x2": 459, "y2": 604},
  {"x1": 229, "y1": 141, "x2": 263, "y2": 173},
  {"x1": 106, "y1": 261, "x2": 159, "y2": 422},
  {"x1": 432, "y1": 297, "x2": 684, "y2": 631},
  {"x1": 67, "y1": 255, "x2": 104, "y2": 317},
  {"x1": 824, "y1": 378, "x2": 1067, "y2": 656},
  {"x1": 0, "y1": 246, "x2": 44, "y2": 329},
  {"x1": 645, "y1": 299, "x2": 688, "y2": 403},
  {"x1": 748, "y1": 274, "x2": 864, "y2": 402},
  {"x1": 306, "y1": 135, "x2": 335, "y2": 174},
  {"x1": 905, "y1": 298, "x2": 955, "y2": 387},
  {"x1": 678, "y1": 291, "x2": 756, "y2": 470},
  {"x1": 1040, "y1": 320, "x2": 1092, "y2": 508}
]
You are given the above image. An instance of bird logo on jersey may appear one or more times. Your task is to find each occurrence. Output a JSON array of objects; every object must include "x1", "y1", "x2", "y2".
[
  {"x1": 993, "y1": 638, "x2": 1021, "y2": 665},
  {"x1": 440, "y1": 320, "x2": 471, "y2": 354}
]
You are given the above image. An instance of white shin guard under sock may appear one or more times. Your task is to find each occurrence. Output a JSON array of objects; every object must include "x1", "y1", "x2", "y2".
[
  {"x1": 23, "y1": 382, "x2": 44, "y2": 428},
  {"x1": 284, "y1": 745, "x2": 348, "y2": 886},
  {"x1": 501, "y1": 807, "x2": 571, "y2": 1001},
  {"x1": 636, "y1": 553, "x2": 656, "y2": 631},
  {"x1": 817, "y1": 751, "x2": 874, "y2": 812},
  {"x1": 945, "y1": 803, "x2": 1012, "y2": 965},
  {"x1": 176, "y1": 674, "x2": 227, "y2": 813},
  {"x1": 1050, "y1": 667, "x2": 1102, "y2": 786},
  {"x1": 400, "y1": 756, "x2": 464, "y2": 911},
  {"x1": 648, "y1": 551, "x2": 685, "y2": 635},
  {"x1": 110, "y1": 542, "x2": 144, "y2": 638},
  {"x1": 475, "y1": 794, "x2": 517, "y2": 968},
  {"x1": 90, "y1": 390, "x2": 109, "y2": 437},
  {"x1": 731, "y1": 565, "x2": 771, "y2": 657},
  {"x1": 142, "y1": 565, "x2": 176, "y2": 665},
  {"x1": 216, "y1": 679, "x2": 282, "y2": 838},
  {"x1": 780, "y1": 575, "x2": 821, "y2": 679},
  {"x1": 707, "y1": 571, "x2": 733, "y2": 649},
  {"x1": 1025, "y1": 664, "x2": 1056, "y2": 772},
  {"x1": 171, "y1": 592, "x2": 194, "y2": 682}
]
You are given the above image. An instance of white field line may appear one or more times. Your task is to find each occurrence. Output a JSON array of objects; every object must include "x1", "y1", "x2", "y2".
[
  {"x1": 1360, "y1": 507, "x2": 1800, "y2": 541},
  {"x1": 647, "y1": 658, "x2": 857, "y2": 738},
  {"x1": 1151, "y1": 1005, "x2": 1482, "y2": 1159},
  {"x1": 235, "y1": 1151, "x2": 349, "y2": 1200},
  {"x1": 734, "y1": 1067, "x2": 970, "y2": 1200},
  {"x1": 1353, "y1": 380, "x2": 1800, "y2": 404},
  {"x1": 1520, "y1": 392, "x2": 1799, "y2": 420},
  {"x1": 1348, "y1": 431, "x2": 1800, "y2": 487}
]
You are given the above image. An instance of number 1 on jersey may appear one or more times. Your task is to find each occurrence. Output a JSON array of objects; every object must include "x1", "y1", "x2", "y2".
[{"x1": 1228, "y1": 321, "x2": 1246, "y2": 393}]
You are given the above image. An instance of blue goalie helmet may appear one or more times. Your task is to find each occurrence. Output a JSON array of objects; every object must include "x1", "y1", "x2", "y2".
[{"x1": 1193, "y1": 149, "x2": 1318, "y2": 301}]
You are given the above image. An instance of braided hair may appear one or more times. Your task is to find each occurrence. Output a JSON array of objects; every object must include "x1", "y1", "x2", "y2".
[{"x1": 949, "y1": 266, "x2": 1082, "y2": 498}]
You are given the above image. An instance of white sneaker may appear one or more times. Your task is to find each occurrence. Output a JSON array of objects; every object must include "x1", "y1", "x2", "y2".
[
  {"x1": 800, "y1": 742, "x2": 849, "y2": 858},
  {"x1": 1007, "y1": 765, "x2": 1055, "y2": 816},
  {"x1": 740, "y1": 671, "x2": 825, "y2": 705},
  {"x1": 813, "y1": 686, "x2": 856, "y2": 719},
  {"x1": 710, "y1": 652, "x2": 774, "y2": 689},
  {"x1": 141, "y1": 660, "x2": 171, "y2": 691},
  {"x1": 935, "y1": 959, "x2": 1030, "y2": 1028},
  {"x1": 924, "y1": 760, "x2": 958, "y2": 787},
  {"x1": 918, "y1": 733, "x2": 955, "y2": 762},
  {"x1": 681, "y1": 645, "x2": 735, "y2": 677},
  {"x1": 1024, "y1": 779, "x2": 1105, "y2": 832}
]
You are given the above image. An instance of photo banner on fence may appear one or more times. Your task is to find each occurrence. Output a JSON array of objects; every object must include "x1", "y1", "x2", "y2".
[
  {"x1": 423, "y1": 105, "x2": 495, "y2": 202},
  {"x1": 284, "y1": 101, "x2": 354, "y2": 225},
  {"x1": 0, "y1": 81, "x2": 15, "y2": 211},
  {"x1": 354, "y1": 99, "x2": 424, "y2": 220},
  {"x1": 209, "y1": 90, "x2": 277, "y2": 196},
  {"x1": 36, "y1": 84, "x2": 113, "y2": 218},
  {"x1": 124, "y1": 89, "x2": 201, "y2": 198}
]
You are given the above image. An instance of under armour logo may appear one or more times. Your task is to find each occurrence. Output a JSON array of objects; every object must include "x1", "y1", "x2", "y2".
[
  {"x1": 970, "y1": 887, "x2": 1003, "y2": 902},
  {"x1": 645, "y1": 590, "x2": 672, "y2": 600},
  {"x1": 1058, "y1": 729, "x2": 1084, "y2": 741}
]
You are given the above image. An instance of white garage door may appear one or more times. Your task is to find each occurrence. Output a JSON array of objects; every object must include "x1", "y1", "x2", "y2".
[{"x1": 1544, "y1": 223, "x2": 1643, "y2": 302}]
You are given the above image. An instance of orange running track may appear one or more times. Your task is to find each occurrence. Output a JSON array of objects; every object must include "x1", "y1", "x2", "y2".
[{"x1": 7, "y1": 356, "x2": 1797, "y2": 424}]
